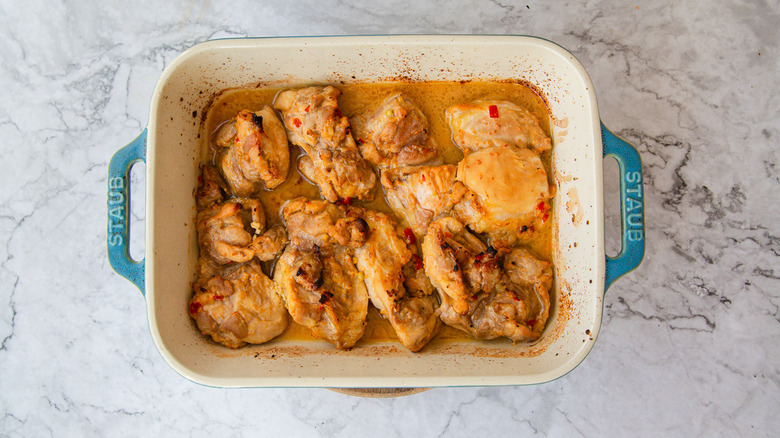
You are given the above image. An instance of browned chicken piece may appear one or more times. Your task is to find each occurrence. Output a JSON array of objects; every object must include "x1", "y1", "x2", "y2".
[
  {"x1": 351, "y1": 93, "x2": 440, "y2": 168},
  {"x1": 274, "y1": 86, "x2": 376, "y2": 202},
  {"x1": 189, "y1": 261, "x2": 288, "y2": 348},
  {"x1": 445, "y1": 100, "x2": 551, "y2": 154},
  {"x1": 422, "y1": 217, "x2": 548, "y2": 342},
  {"x1": 354, "y1": 210, "x2": 440, "y2": 352},
  {"x1": 196, "y1": 198, "x2": 287, "y2": 269},
  {"x1": 193, "y1": 164, "x2": 229, "y2": 211},
  {"x1": 216, "y1": 107, "x2": 290, "y2": 196},
  {"x1": 453, "y1": 144, "x2": 552, "y2": 247},
  {"x1": 381, "y1": 165, "x2": 468, "y2": 237},
  {"x1": 273, "y1": 197, "x2": 369, "y2": 348}
]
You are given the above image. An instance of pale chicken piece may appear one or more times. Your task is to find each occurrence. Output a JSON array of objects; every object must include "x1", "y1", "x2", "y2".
[
  {"x1": 193, "y1": 164, "x2": 229, "y2": 211},
  {"x1": 351, "y1": 93, "x2": 440, "y2": 168},
  {"x1": 502, "y1": 247, "x2": 552, "y2": 340},
  {"x1": 354, "y1": 210, "x2": 440, "y2": 352},
  {"x1": 189, "y1": 262, "x2": 288, "y2": 348},
  {"x1": 196, "y1": 198, "x2": 287, "y2": 268},
  {"x1": 422, "y1": 217, "x2": 547, "y2": 342},
  {"x1": 274, "y1": 86, "x2": 376, "y2": 202},
  {"x1": 273, "y1": 197, "x2": 369, "y2": 348},
  {"x1": 446, "y1": 100, "x2": 551, "y2": 154},
  {"x1": 216, "y1": 107, "x2": 290, "y2": 196},
  {"x1": 381, "y1": 165, "x2": 468, "y2": 236},
  {"x1": 453, "y1": 145, "x2": 552, "y2": 247}
]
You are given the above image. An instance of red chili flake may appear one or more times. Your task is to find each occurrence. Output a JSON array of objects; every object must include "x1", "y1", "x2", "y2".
[
  {"x1": 542, "y1": 213, "x2": 549, "y2": 222},
  {"x1": 421, "y1": 174, "x2": 426, "y2": 182},
  {"x1": 304, "y1": 105, "x2": 311, "y2": 112},
  {"x1": 488, "y1": 105, "x2": 499, "y2": 118},
  {"x1": 189, "y1": 301, "x2": 202, "y2": 314},
  {"x1": 336, "y1": 197, "x2": 353, "y2": 205},
  {"x1": 537, "y1": 201, "x2": 547, "y2": 212},
  {"x1": 292, "y1": 118, "x2": 302, "y2": 128},
  {"x1": 512, "y1": 295, "x2": 520, "y2": 301},
  {"x1": 411, "y1": 254, "x2": 423, "y2": 270},
  {"x1": 471, "y1": 294, "x2": 479, "y2": 300},
  {"x1": 527, "y1": 319, "x2": 537, "y2": 327},
  {"x1": 356, "y1": 138, "x2": 365, "y2": 145},
  {"x1": 403, "y1": 228, "x2": 416, "y2": 244},
  {"x1": 213, "y1": 295, "x2": 224, "y2": 301}
]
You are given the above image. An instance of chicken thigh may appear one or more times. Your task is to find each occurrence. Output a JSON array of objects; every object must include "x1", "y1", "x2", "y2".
[
  {"x1": 453, "y1": 144, "x2": 552, "y2": 247},
  {"x1": 381, "y1": 165, "x2": 468, "y2": 237},
  {"x1": 274, "y1": 86, "x2": 376, "y2": 202},
  {"x1": 351, "y1": 93, "x2": 440, "y2": 168},
  {"x1": 354, "y1": 210, "x2": 440, "y2": 352},
  {"x1": 189, "y1": 261, "x2": 289, "y2": 348},
  {"x1": 445, "y1": 100, "x2": 551, "y2": 154},
  {"x1": 196, "y1": 198, "x2": 287, "y2": 277},
  {"x1": 273, "y1": 197, "x2": 370, "y2": 348},
  {"x1": 216, "y1": 107, "x2": 290, "y2": 196},
  {"x1": 422, "y1": 217, "x2": 549, "y2": 342}
]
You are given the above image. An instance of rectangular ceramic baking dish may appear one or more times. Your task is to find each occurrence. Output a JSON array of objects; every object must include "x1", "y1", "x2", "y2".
[{"x1": 107, "y1": 35, "x2": 645, "y2": 388}]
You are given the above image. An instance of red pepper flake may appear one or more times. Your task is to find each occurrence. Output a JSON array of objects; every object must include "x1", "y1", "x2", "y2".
[
  {"x1": 488, "y1": 105, "x2": 499, "y2": 118},
  {"x1": 542, "y1": 213, "x2": 549, "y2": 222},
  {"x1": 403, "y1": 228, "x2": 416, "y2": 244},
  {"x1": 213, "y1": 295, "x2": 224, "y2": 301},
  {"x1": 356, "y1": 138, "x2": 365, "y2": 145},
  {"x1": 527, "y1": 319, "x2": 537, "y2": 327},
  {"x1": 336, "y1": 197, "x2": 353, "y2": 205},
  {"x1": 421, "y1": 173, "x2": 426, "y2": 182},
  {"x1": 304, "y1": 105, "x2": 311, "y2": 112},
  {"x1": 411, "y1": 254, "x2": 423, "y2": 270},
  {"x1": 537, "y1": 201, "x2": 547, "y2": 212},
  {"x1": 189, "y1": 301, "x2": 202, "y2": 315},
  {"x1": 292, "y1": 118, "x2": 302, "y2": 128}
]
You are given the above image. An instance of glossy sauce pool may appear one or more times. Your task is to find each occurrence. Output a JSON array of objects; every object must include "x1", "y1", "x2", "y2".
[{"x1": 201, "y1": 81, "x2": 554, "y2": 345}]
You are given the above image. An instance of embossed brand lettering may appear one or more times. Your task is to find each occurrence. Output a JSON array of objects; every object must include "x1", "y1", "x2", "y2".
[
  {"x1": 108, "y1": 176, "x2": 126, "y2": 247},
  {"x1": 624, "y1": 171, "x2": 644, "y2": 243}
]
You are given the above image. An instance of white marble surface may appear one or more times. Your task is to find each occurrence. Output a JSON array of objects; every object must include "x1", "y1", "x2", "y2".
[{"x1": 1, "y1": 0, "x2": 778, "y2": 436}]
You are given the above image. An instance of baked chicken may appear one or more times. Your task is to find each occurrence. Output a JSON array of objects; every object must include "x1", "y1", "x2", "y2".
[
  {"x1": 445, "y1": 100, "x2": 551, "y2": 154},
  {"x1": 453, "y1": 144, "x2": 551, "y2": 247},
  {"x1": 216, "y1": 107, "x2": 290, "y2": 196},
  {"x1": 273, "y1": 197, "x2": 370, "y2": 348},
  {"x1": 189, "y1": 261, "x2": 289, "y2": 348},
  {"x1": 381, "y1": 164, "x2": 468, "y2": 237},
  {"x1": 351, "y1": 93, "x2": 440, "y2": 169},
  {"x1": 274, "y1": 86, "x2": 376, "y2": 203},
  {"x1": 354, "y1": 210, "x2": 440, "y2": 352},
  {"x1": 422, "y1": 217, "x2": 550, "y2": 342}
]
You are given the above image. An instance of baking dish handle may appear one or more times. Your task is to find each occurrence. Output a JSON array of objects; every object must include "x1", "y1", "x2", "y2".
[
  {"x1": 602, "y1": 123, "x2": 645, "y2": 292},
  {"x1": 107, "y1": 129, "x2": 147, "y2": 295}
]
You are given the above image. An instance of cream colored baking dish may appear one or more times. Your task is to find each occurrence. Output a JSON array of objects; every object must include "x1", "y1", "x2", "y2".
[{"x1": 107, "y1": 35, "x2": 645, "y2": 387}]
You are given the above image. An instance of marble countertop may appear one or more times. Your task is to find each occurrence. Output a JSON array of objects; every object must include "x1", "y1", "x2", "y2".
[{"x1": 1, "y1": 0, "x2": 778, "y2": 436}]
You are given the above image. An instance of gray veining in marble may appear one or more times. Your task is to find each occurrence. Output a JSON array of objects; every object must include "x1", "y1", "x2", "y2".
[{"x1": 1, "y1": 0, "x2": 778, "y2": 436}]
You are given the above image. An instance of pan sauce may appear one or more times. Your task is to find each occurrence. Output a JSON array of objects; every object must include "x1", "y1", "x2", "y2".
[{"x1": 200, "y1": 81, "x2": 554, "y2": 345}]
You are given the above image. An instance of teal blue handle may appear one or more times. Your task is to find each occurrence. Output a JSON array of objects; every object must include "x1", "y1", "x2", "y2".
[
  {"x1": 107, "y1": 129, "x2": 147, "y2": 294},
  {"x1": 602, "y1": 123, "x2": 645, "y2": 292}
]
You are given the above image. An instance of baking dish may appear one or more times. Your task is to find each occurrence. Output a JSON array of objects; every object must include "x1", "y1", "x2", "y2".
[{"x1": 107, "y1": 35, "x2": 644, "y2": 388}]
